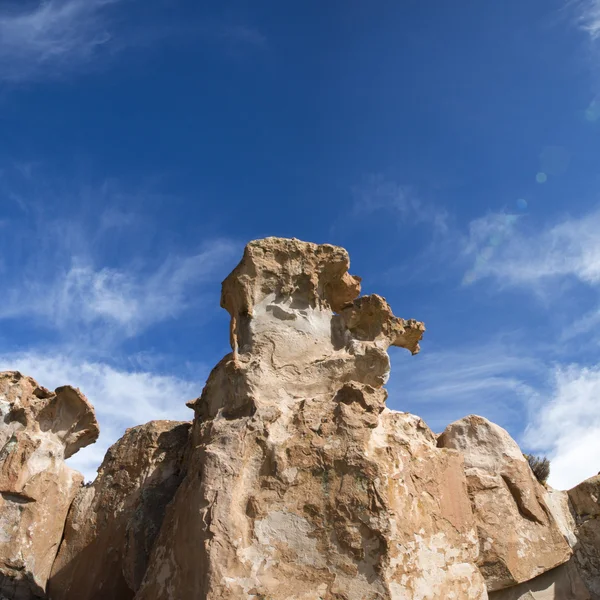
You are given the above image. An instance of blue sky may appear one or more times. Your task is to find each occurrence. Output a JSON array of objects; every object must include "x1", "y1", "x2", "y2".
[{"x1": 1, "y1": 0, "x2": 600, "y2": 489}]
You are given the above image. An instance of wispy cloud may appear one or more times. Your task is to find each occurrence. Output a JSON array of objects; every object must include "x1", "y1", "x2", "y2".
[
  {"x1": 0, "y1": 0, "x2": 123, "y2": 82},
  {"x1": 576, "y1": 0, "x2": 600, "y2": 40},
  {"x1": 389, "y1": 341, "x2": 541, "y2": 434},
  {"x1": 0, "y1": 168, "x2": 240, "y2": 347},
  {"x1": 462, "y1": 208, "x2": 600, "y2": 289},
  {"x1": 524, "y1": 363, "x2": 600, "y2": 489},
  {"x1": 0, "y1": 239, "x2": 238, "y2": 342},
  {"x1": 352, "y1": 175, "x2": 449, "y2": 233},
  {"x1": 0, "y1": 351, "x2": 202, "y2": 481}
]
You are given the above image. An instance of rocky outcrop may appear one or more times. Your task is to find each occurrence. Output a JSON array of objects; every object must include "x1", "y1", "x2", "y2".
[
  {"x1": 48, "y1": 420, "x2": 190, "y2": 600},
  {"x1": 487, "y1": 478, "x2": 600, "y2": 600},
  {"x1": 437, "y1": 415, "x2": 572, "y2": 592},
  {"x1": 2, "y1": 237, "x2": 599, "y2": 600},
  {"x1": 135, "y1": 238, "x2": 487, "y2": 600},
  {"x1": 0, "y1": 371, "x2": 99, "y2": 599},
  {"x1": 568, "y1": 475, "x2": 600, "y2": 599}
]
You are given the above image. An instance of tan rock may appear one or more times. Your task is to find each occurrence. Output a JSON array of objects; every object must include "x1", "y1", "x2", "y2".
[
  {"x1": 48, "y1": 420, "x2": 190, "y2": 600},
  {"x1": 568, "y1": 475, "x2": 600, "y2": 599},
  {"x1": 569, "y1": 475, "x2": 600, "y2": 519},
  {"x1": 487, "y1": 560, "x2": 591, "y2": 600},
  {"x1": 0, "y1": 371, "x2": 99, "y2": 599},
  {"x1": 136, "y1": 237, "x2": 487, "y2": 600},
  {"x1": 437, "y1": 416, "x2": 573, "y2": 591},
  {"x1": 544, "y1": 487, "x2": 578, "y2": 549}
]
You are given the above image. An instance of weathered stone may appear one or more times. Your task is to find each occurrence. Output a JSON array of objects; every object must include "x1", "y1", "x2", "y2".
[
  {"x1": 568, "y1": 475, "x2": 600, "y2": 599},
  {"x1": 487, "y1": 560, "x2": 591, "y2": 600},
  {"x1": 0, "y1": 371, "x2": 99, "y2": 599},
  {"x1": 437, "y1": 415, "x2": 572, "y2": 592},
  {"x1": 48, "y1": 420, "x2": 190, "y2": 600},
  {"x1": 136, "y1": 237, "x2": 487, "y2": 600},
  {"x1": 544, "y1": 487, "x2": 578, "y2": 549}
]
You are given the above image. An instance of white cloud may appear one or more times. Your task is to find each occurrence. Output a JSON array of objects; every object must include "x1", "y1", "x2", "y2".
[
  {"x1": 0, "y1": 0, "x2": 123, "y2": 82},
  {"x1": 0, "y1": 238, "x2": 239, "y2": 342},
  {"x1": 462, "y1": 208, "x2": 600, "y2": 288},
  {"x1": 577, "y1": 0, "x2": 600, "y2": 40},
  {"x1": 524, "y1": 364, "x2": 600, "y2": 490},
  {"x1": 0, "y1": 2, "x2": 268, "y2": 82},
  {"x1": 0, "y1": 351, "x2": 203, "y2": 481}
]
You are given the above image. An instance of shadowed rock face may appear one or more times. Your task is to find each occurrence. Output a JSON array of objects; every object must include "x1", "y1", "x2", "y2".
[
  {"x1": 487, "y1": 560, "x2": 591, "y2": 600},
  {"x1": 135, "y1": 237, "x2": 487, "y2": 600},
  {"x1": 437, "y1": 416, "x2": 573, "y2": 592},
  {"x1": 48, "y1": 420, "x2": 191, "y2": 600},
  {"x1": 0, "y1": 371, "x2": 99, "y2": 599}
]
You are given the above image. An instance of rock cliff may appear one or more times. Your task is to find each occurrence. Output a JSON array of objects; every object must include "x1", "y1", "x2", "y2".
[{"x1": 0, "y1": 237, "x2": 599, "y2": 600}]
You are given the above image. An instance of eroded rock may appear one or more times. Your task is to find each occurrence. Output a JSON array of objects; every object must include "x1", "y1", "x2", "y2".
[
  {"x1": 48, "y1": 420, "x2": 190, "y2": 600},
  {"x1": 135, "y1": 237, "x2": 487, "y2": 600},
  {"x1": 0, "y1": 372, "x2": 99, "y2": 599},
  {"x1": 437, "y1": 416, "x2": 573, "y2": 592}
]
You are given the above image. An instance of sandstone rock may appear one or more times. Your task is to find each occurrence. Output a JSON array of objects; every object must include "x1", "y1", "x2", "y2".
[
  {"x1": 487, "y1": 560, "x2": 591, "y2": 600},
  {"x1": 48, "y1": 420, "x2": 190, "y2": 600},
  {"x1": 0, "y1": 371, "x2": 99, "y2": 599},
  {"x1": 136, "y1": 237, "x2": 487, "y2": 600},
  {"x1": 568, "y1": 475, "x2": 600, "y2": 599},
  {"x1": 437, "y1": 416, "x2": 572, "y2": 592}
]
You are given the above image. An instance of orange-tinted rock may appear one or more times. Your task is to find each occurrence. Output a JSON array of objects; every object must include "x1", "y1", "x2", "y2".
[
  {"x1": 48, "y1": 420, "x2": 190, "y2": 600},
  {"x1": 0, "y1": 372, "x2": 98, "y2": 599},
  {"x1": 438, "y1": 415, "x2": 572, "y2": 591},
  {"x1": 135, "y1": 238, "x2": 486, "y2": 600},
  {"x1": 568, "y1": 475, "x2": 600, "y2": 599}
]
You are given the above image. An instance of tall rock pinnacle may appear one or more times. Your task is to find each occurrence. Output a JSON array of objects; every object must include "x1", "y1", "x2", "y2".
[{"x1": 136, "y1": 237, "x2": 487, "y2": 600}]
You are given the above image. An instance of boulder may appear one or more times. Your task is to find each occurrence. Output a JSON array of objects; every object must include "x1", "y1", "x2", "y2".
[
  {"x1": 568, "y1": 475, "x2": 600, "y2": 599},
  {"x1": 0, "y1": 371, "x2": 99, "y2": 599},
  {"x1": 437, "y1": 415, "x2": 572, "y2": 591},
  {"x1": 48, "y1": 420, "x2": 190, "y2": 600},
  {"x1": 135, "y1": 238, "x2": 488, "y2": 600}
]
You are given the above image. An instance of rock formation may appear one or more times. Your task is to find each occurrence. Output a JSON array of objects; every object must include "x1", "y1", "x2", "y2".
[
  {"x1": 135, "y1": 237, "x2": 487, "y2": 600},
  {"x1": 568, "y1": 475, "x2": 600, "y2": 599},
  {"x1": 487, "y1": 476, "x2": 600, "y2": 600},
  {"x1": 48, "y1": 420, "x2": 190, "y2": 600},
  {"x1": 0, "y1": 372, "x2": 98, "y2": 599},
  {"x1": 1, "y1": 237, "x2": 599, "y2": 600},
  {"x1": 437, "y1": 415, "x2": 573, "y2": 591}
]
